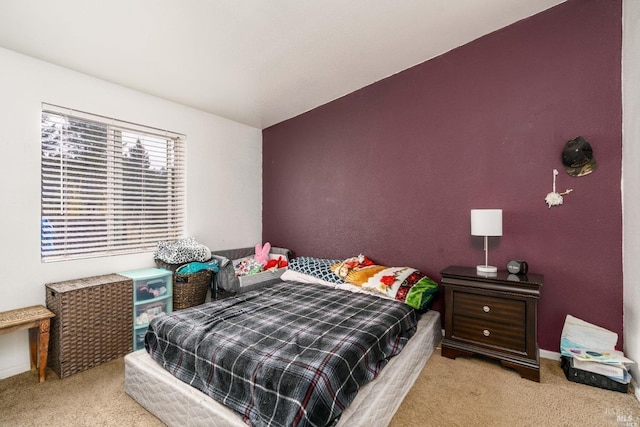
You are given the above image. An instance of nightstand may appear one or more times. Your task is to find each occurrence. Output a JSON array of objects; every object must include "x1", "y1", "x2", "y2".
[{"x1": 440, "y1": 265, "x2": 543, "y2": 382}]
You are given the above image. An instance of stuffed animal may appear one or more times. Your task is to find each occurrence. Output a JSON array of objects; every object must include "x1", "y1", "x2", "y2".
[
  {"x1": 265, "y1": 256, "x2": 289, "y2": 271},
  {"x1": 255, "y1": 242, "x2": 271, "y2": 265}
]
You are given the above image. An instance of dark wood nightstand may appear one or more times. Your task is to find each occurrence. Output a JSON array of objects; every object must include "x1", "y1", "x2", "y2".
[{"x1": 440, "y1": 265, "x2": 543, "y2": 382}]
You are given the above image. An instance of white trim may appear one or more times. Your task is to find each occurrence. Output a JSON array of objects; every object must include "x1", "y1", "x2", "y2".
[
  {"x1": 540, "y1": 349, "x2": 561, "y2": 361},
  {"x1": 0, "y1": 362, "x2": 31, "y2": 380}
]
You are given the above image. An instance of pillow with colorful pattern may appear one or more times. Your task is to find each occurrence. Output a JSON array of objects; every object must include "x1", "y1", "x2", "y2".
[{"x1": 331, "y1": 255, "x2": 439, "y2": 310}]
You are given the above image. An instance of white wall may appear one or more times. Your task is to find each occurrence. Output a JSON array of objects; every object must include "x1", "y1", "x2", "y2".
[
  {"x1": 0, "y1": 47, "x2": 263, "y2": 378},
  {"x1": 623, "y1": 0, "x2": 640, "y2": 401}
]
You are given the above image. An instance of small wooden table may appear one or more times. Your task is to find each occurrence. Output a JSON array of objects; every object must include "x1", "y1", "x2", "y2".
[{"x1": 0, "y1": 305, "x2": 55, "y2": 382}]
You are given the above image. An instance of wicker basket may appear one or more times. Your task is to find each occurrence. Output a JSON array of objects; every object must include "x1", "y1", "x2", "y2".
[
  {"x1": 154, "y1": 259, "x2": 212, "y2": 310},
  {"x1": 45, "y1": 274, "x2": 133, "y2": 378}
]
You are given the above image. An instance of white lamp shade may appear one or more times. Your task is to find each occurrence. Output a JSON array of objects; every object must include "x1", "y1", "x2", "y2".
[{"x1": 471, "y1": 209, "x2": 503, "y2": 236}]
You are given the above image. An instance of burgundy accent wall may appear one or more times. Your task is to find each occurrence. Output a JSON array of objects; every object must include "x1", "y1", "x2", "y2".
[{"x1": 262, "y1": 0, "x2": 622, "y2": 352}]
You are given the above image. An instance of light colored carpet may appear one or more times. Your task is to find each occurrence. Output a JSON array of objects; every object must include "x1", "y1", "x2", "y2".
[
  {"x1": 0, "y1": 356, "x2": 163, "y2": 427},
  {"x1": 1, "y1": 347, "x2": 639, "y2": 427},
  {"x1": 390, "y1": 348, "x2": 640, "y2": 427}
]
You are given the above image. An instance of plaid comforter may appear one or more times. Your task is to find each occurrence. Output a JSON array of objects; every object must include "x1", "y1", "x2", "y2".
[{"x1": 145, "y1": 281, "x2": 418, "y2": 427}]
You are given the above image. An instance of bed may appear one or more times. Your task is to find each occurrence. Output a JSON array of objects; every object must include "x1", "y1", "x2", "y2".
[{"x1": 124, "y1": 256, "x2": 442, "y2": 427}]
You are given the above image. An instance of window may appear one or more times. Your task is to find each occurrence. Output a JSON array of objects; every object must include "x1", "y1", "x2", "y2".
[{"x1": 41, "y1": 103, "x2": 185, "y2": 262}]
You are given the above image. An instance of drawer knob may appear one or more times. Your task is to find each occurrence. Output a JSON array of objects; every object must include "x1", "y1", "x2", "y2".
[
  {"x1": 483, "y1": 305, "x2": 491, "y2": 313},
  {"x1": 483, "y1": 329, "x2": 491, "y2": 337}
]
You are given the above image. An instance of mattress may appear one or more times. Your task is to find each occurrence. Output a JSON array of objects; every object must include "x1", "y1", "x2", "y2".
[{"x1": 124, "y1": 309, "x2": 441, "y2": 427}]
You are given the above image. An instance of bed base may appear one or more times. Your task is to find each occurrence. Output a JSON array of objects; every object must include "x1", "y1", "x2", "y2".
[{"x1": 125, "y1": 310, "x2": 441, "y2": 427}]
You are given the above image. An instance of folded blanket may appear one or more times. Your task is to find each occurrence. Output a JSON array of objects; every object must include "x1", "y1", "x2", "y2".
[
  {"x1": 176, "y1": 259, "x2": 219, "y2": 274},
  {"x1": 331, "y1": 255, "x2": 438, "y2": 310},
  {"x1": 155, "y1": 237, "x2": 211, "y2": 264}
]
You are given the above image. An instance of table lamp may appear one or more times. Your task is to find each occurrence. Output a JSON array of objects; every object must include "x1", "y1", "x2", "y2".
[{"x1": 471, "y1": 209, "x2": 502, "y2": 273}]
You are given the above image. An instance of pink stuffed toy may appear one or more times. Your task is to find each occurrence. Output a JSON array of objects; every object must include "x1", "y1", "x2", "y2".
[{"x1": 255, "y1": 242, "x2": 271, "y2": 265}]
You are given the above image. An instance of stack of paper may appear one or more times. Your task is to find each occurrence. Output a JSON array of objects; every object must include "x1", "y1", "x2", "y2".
[{"x1": 560, "y1": 315, "x2": 634, "y2": 384}]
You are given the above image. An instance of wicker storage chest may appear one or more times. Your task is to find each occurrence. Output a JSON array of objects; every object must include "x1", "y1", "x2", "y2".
[{"x1": 45, "y1": 274, "x2": 133, "y2": 378}]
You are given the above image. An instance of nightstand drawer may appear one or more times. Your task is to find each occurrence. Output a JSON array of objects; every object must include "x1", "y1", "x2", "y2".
[
  {"x1": 452, "y1": 315, "x2": 526, "y2": 352},
  {"x1": 453, "y1": 292, "x2": 525, "y2": 326}
]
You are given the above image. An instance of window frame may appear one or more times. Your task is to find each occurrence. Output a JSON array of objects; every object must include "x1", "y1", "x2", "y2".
[{"x1": 40, "y1": 103, "x2": 186, "y2": 262}]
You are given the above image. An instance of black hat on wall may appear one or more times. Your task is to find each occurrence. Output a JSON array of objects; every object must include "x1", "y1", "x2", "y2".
[{"x1": 562, "y1": 136, "x2": 596, "y2": 177}]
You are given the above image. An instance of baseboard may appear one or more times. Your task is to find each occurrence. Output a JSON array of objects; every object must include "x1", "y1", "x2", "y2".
[
  {"x1": 540, "y1": 349, "x2": 561, "y2": 361},
  {"x1": 0, "y1": 362, "x2": 31, "y2": 380}
]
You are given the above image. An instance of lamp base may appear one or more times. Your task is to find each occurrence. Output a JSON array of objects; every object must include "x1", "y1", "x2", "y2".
[{"x1": 476, "y1": 265, "x2": 498, "y2": 273}]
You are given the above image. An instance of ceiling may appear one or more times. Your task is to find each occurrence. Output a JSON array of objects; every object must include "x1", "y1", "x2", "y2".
[{"x1": 0, "y1": 0, "x2": 565, "y2": 129}]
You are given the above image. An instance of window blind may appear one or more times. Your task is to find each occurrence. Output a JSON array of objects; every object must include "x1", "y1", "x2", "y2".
[{"x1": 41, "y1": 103, "x2": 185, "y2": 262}]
